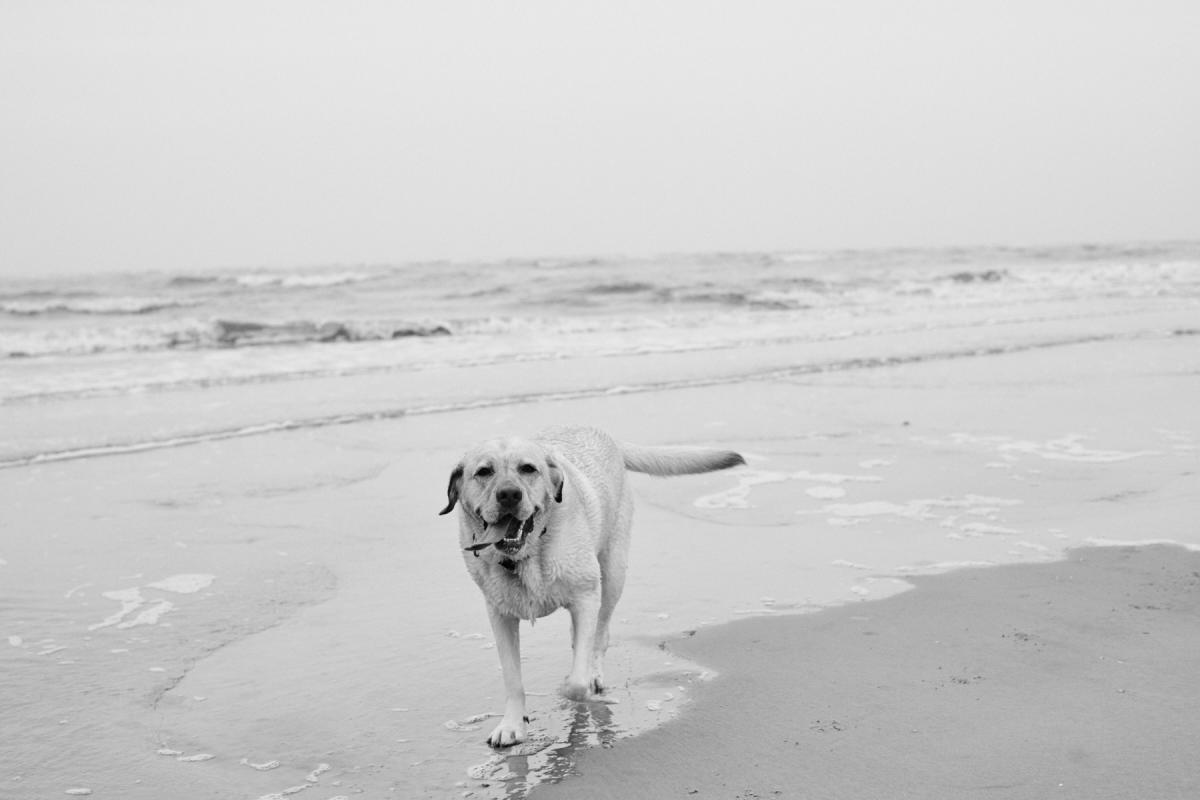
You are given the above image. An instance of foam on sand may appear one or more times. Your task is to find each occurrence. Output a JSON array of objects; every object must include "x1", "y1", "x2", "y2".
[
  {"x1": 694, "y1": 468, "x2": 881, "y2": 509},
  {"x1": 87, "y1": 588, "x2": 145, "y2": 631},
  {"x1": 119, "y1": 600, "x2": 176, "y2": 629},
  {"x1": 86, "y1": 575, "x2": 215, "y2": 630},
  {"x1": 945, "y1": 432, "x2": 1161, "y2": 463},
  {"x1": 147, "y1": 574, "x2": 215, "y2": 593},
  {"x1": 811, "y1": 494, "x2": 1022, "y2": 524}
]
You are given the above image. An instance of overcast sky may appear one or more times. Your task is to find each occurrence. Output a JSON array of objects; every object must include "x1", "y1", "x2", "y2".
[{"x1": 1, "y1": 1, "x2": 1197, "y2": 276}]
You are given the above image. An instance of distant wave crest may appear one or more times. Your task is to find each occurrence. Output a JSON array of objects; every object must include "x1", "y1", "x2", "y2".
[
  {"x1": 168, "y1": 271, "x2": 376, "y2": 289},
  {"x1": 655, "y1": 287, "x2": 829, "y2": 310},
  {"x1": 0, "y1": 295, "x2": 198, "y2": 317},
  {"x1": 946, "y1": 269, "x2": 1008, "y2": 284},
  {"x1": 207, "y1": 319, "x2": 451, "y2": 346}
]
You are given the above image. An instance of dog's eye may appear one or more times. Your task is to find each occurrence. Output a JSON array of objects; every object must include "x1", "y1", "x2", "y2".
[
  {"x1": 517, "y1": 463, "x2": 538, "y2": 475},
  {"x1": 474, "y1": 466, "x2": 494, "y2": 478}
]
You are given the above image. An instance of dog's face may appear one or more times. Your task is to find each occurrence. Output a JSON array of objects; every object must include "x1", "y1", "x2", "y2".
[{"x1": 439, "y1": 438, "x2": 564, "y2": 546}]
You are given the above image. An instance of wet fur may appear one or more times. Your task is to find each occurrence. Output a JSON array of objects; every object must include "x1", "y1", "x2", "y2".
[{"x1": 440, "y1": 425, "x2": 744, "y2": 748}]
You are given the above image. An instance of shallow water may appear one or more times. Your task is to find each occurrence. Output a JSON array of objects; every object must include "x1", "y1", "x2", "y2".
[{"x1": 2, "y1": 247, "x2": 1199, "y2": 798}]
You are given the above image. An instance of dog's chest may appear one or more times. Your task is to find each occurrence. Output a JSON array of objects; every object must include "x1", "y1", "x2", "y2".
[{"x1": 471, "y1": 561, "x2": 577, "y2": 620}]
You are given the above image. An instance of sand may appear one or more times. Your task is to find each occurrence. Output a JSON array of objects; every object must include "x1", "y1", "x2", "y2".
[
  {"x1": 3, "y1": 304, "x2": 1198, "y2": 798},
  {"x1": 530, "y1": 545, "x2": 1200, "y2": 800}
]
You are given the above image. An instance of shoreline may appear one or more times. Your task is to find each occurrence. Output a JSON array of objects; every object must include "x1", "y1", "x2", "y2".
[
  {"x1": 5, "y1": 300, "x2": 1196, "y2": 466},
  {"x1": 530, "y1": 544, "x2": 1200, "y2": 800}
]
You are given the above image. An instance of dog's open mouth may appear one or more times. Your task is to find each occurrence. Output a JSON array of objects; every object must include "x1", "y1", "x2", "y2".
[{"x1": 465, "y1": 513, "x2": 537, "y2": 557}]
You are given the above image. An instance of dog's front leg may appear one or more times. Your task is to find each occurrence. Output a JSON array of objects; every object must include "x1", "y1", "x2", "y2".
[
  {"x1": 485, "y1": 605, "x2": 527, "y2": 748},
  {"x1": 562, "y1": 587, "x2": 601, "y2": 702}
]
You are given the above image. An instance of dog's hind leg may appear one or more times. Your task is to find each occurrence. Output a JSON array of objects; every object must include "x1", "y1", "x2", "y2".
[
  {"x1": 591, "y1": 553, "x2": 627, "y2": 694},
  {"x1": 485, "y1": 605, "x2": 528, "y2": 748},
  {"x1": 591, "y1": 495, "x2": 632, "y2": 694},
  {"x1": 562, "y1": 584, "x2": 601, "y2": 702}
]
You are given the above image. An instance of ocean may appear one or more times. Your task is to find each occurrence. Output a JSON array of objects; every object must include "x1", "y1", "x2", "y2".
[
  {"x1": 2, "y1": 243, "x2": 1199, "y2": 799},
  {"x1": 4, "y1": 243, "x2": 1198, "y2": 467}
]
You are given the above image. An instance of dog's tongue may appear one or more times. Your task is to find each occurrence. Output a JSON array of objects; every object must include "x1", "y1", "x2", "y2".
[
  {"x1": 464, "y1": 515, "x2": 532, "y2": 555},
  {"x1": 503, "y1": 515, "x2": 523, "y2": 541},
  {"x1": 495, "y1": 515, "x2": 534, "y2": 554}
]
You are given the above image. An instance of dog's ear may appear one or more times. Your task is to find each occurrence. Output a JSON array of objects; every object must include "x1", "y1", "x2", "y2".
[
  {"x1": 439, "y1": 463, "x2": 464, "y2": 515},
  {"x1": 546, "y1": 456, "x2": 564, "y2": 504}
]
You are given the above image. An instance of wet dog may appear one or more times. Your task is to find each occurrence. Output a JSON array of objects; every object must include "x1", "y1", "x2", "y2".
[{"x1": 439, "y1": 425, "x2": 744, "y2": 747}]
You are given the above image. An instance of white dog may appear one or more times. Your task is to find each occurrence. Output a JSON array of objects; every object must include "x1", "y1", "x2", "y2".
[{"x1": 440, "y1": 425, "x2": 744, "y2": 747}]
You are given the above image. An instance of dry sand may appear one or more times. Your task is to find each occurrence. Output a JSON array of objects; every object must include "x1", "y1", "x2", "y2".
[{"x1": 531, "y1": 544, "x2": 1200, "y2": 800}]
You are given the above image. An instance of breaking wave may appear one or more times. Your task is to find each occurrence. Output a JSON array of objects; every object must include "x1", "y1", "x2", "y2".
[
  {"x1": 0, "y1": 295, "x2": 199, "y2": 316},
  {"x1": 2, "y1": 317, "x2": 453, "y2": 358},
  {"x1": 167, "y1": 270, "x2": 378, "y2": 289}
]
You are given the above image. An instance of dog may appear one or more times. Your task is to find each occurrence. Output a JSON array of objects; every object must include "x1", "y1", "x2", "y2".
[{"x1": 439, "y1": 425, "x2": 744, "y2": 747}]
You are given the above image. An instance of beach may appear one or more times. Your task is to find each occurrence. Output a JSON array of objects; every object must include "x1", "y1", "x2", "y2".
[
  {"x1": 2, "y1": 250, "x2": 1199, "y2": 798},
  {"x1": 531, "y1": 544, "x2": 1200, "y2": 800}
]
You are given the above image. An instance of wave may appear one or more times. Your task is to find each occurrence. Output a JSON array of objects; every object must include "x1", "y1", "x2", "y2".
[
  {"x1": 585, "y1": 280, "x2": 659, "y2": 295},
  {"x1": 0, "y1": 289, "x2": 95, "y2": 301},
  {"x1": 6, "y1": 309, "x2": 734, "y2": 358},
  {"x1": 654, "y1": 287, "x2": 829, "y2": 310},
  {"x1": 535, "y1": 283, "x2": 833, "y2": 311},
  {"x1": 167, "y1": 270, "x2": 377, "y2": 290},
  {"x1": 0, "y1": 296, "x2": 199, "y2": 316},
  {"x1": 946, "y1": 270, "x2": 1008, "y2": 283},
  {"x1": 206, "y1": 319, "x2": 451, "y2": 347},
  {"x1": 1, "y1": 317, "x2": 452, "y2": 357}
]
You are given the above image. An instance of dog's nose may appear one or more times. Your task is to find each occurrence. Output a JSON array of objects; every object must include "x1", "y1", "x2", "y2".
[{"x1": 496, "y1": 485, "x2": 523, "y2": 508}]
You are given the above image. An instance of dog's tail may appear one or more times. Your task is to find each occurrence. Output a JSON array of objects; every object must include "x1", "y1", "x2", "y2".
[{"x1": 620, "y1": 442, "x2": 745, "y2": 476}]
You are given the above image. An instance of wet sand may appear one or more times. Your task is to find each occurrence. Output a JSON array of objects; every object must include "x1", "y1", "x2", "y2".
[
  {"x1": 3, "y1": 311, "x2": 1197, "y2": 798},
  {"x1": 531, "y1": 544, "x2": 1200, "y2": 800}
]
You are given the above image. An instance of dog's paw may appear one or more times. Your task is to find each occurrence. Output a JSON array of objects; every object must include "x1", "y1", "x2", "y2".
[
  {"x1": 559, "y1": 679, "x2": 618, "y2": 704},
  {"x1": 559, "y1": 681, "x2": 624, "y2": 705},
  {"x1": 486, "y1": 715, "x2": 528, "y2": 749},
  {"x1": 560, "y1": 679, "x2": 592, "y2": 703}
]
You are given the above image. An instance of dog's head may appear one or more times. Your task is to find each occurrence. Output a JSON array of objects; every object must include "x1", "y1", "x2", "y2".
[{"x1": 439, "y1": 438, "x2": 564, "y2": 551}]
